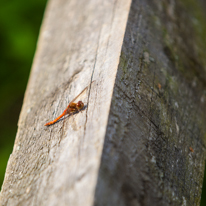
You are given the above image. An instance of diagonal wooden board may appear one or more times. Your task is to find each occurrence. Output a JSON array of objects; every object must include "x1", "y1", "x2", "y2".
[
  {"x1": 1, "y1": 0, "x2": 206, "y2": 206},
  {"x1": 0, "y1": 0, "x2": 132, "y2": 205}
]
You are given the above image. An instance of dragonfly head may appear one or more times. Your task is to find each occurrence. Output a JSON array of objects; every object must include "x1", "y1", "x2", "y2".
[{"x1": 76, "y1": 101, "x2": 84, "y2": 110}]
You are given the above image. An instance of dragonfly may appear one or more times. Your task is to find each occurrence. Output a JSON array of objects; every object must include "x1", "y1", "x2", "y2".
[{"x1": 44, "y1": 81, "x2": 94, "y2": 126}]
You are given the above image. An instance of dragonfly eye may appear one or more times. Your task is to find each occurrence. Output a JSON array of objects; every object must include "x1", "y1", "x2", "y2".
[{"x1": 76, "y1": 101, "x2": 84, "y2": 109}]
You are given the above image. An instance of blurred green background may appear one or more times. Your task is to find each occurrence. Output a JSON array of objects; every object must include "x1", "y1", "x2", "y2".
[
  {"x1": 0, "y1": 0, "x2": 205, "y2": 205},
  {"x1": 0, "y1": 0, "x2": 47, "y2": 187}
]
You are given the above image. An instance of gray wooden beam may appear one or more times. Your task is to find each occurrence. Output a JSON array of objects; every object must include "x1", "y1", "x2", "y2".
[{"x1": 1, "y1": 0, "x2": 206, "y2": 206}]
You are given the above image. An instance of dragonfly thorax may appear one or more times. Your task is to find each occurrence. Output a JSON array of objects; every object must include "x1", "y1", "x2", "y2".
[{"x1": 76, "y1": 101, "x2": 84, "y2": 110}]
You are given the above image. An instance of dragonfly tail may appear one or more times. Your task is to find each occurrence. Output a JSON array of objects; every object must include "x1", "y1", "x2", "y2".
[{"x1": 44, "y1": 109, "x2": 67, "y2": 126}]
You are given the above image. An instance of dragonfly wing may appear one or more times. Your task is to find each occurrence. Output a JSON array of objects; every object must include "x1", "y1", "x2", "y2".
[{"x1": 69, "y1": 80, "x2": 95, "y2": 103}]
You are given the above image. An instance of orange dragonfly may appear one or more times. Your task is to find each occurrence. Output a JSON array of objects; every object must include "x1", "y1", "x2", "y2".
[{"x1": 44, "y1": 81, "x2": 94, "y2": 126}]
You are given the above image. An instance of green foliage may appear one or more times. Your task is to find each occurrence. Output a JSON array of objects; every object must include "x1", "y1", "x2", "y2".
[{"x1": 0, "y1": 0, "x2": 47, "y2": 187}]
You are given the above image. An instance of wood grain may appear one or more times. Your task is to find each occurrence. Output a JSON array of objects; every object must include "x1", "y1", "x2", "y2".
[
  {"x1": 95, "y1": 1, "x2": 206, "y2": 205},
  {"x1": 0, "y1": 0, "x2": 131, "y2": 205},
  {"x1": 1, "y1": 0, "x2": 206, "y2": 206}
]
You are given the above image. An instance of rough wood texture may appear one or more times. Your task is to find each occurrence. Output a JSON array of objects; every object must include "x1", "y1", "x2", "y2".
[
  {"x1": 1, "y1": 0, "x2": 206, "y2": 206},
  {"x1": 0, "y1": 0, "x2": 131, "y2": 205},
  {"x1": 95, "y1": 0, "x2": 206, "y2": 206}
]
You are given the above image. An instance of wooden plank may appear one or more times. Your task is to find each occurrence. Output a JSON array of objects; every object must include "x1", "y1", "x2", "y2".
[
  {"x1": 1, "y1": 0, "x2": 206, "y2": 206},
  {"x1": 94, "y1": 0, "x2": 206, "y2": 206},
  {"x1": 0, "y1": 0, "x2": 132, "y2": 205}
]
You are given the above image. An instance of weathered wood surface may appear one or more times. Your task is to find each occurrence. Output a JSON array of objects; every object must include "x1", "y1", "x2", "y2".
[
  {"x1": 1, "y1": 0, "x2": 206, "y2": 206},
  {"x1": 0, "y1": 0, "x2": 131, "y2": 205},
  {"x1": 94, "y1": 1, "x2": 206, "y2": 206}
]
